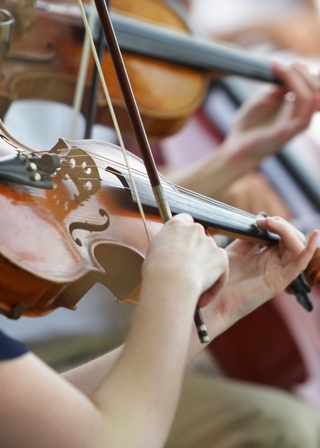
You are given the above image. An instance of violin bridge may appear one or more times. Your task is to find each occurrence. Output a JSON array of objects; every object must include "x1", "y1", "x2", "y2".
[{"x1": 57, "y1": 146, "x2": 101, "y2": 205}]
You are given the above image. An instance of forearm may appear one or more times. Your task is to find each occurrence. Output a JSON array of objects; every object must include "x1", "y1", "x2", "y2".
[
  {"x1": 305, "y1": 0, "x2": 317, "y2": 10},
  {"x1": 163, "y1": 142, "x2": 254, "y2": 200},
  {"x1": 213, "y1": 20, "x2": 287, "y2": 44},
  {"x1": 61, "y1": 213, "x2": 231, "y2": 447},
  {"x1": 92, "y1": 278, "x2": 197, "y2": 447},
  {"x1": 62, "y1": 345, "x2": 123, "y2": 396},
  {"x1": 62, "y1": 308, "x2": 218, "y2": 394},
  {"x1": 63, "y1": 278, "x2": 199, "y2": 447}
]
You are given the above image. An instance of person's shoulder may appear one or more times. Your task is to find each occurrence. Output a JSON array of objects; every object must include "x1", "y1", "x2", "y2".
[{"x1": 0, "y1": 330, "x2": 29, "y2": 360}]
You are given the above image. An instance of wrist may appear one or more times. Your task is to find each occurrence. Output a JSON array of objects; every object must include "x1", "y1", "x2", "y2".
[
  {"x1": 220, "y1": 137, "x2": 266, "y2": 179},
  {"x1": 140, "y1": 269, "x2": 201, "y2": 313},
  {"x1": 205, "y1": 142, "x2": 254, "y2": 196}
]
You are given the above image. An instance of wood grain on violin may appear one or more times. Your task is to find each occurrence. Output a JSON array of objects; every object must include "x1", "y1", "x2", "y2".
[
  {"x1": 1, "y1": 0, "x2": 318, "y2": 392},
  {"x1": 0, "y1": 120, "x2": 318, "y2": 320},
  {"x1": 0, "y1": 0, "x2": 206, "y2": 138},
  {"x1": 0, "y1": 120, "x2": 286, "y2": 318},
  {"x1": 0, "y1": 0, "x2": 281, "y2": 139}
]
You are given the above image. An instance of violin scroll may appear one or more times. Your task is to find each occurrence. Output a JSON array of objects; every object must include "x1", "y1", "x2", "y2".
[
  {"x1": 1, "y1": 0, "x2": 35, "y2": 36},
  {"x1": 0, "y1": 8, "x2": 14, "y2": 69}
]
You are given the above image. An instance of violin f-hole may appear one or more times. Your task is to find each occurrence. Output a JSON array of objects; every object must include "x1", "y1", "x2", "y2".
[{"x1": 69, "y1": 208, "x2": 110, "y2": 246}]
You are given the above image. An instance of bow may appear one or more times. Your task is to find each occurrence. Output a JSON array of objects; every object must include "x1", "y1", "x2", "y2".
[{"x1": 77, "y1": 0, "x2": 210, "y2": 343}]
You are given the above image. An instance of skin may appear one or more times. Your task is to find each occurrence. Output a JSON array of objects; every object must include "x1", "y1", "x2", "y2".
[
  {"x1": 0, "y1": 213, "x2": 318, "y2": 448},
  {"x1": 173, "y1": 3, "x2": 320, "y2": 217},
  {"x1": 215, "y1": 9, "x2": 320, "y2": 58},
  {"x1": 1, "y1": 48, "x2": 320, "y2": 448},
  {"x1": 164, "y1": 63, "x2": 320, "y2": 202},
  {"x1": 184, "y1": 0, "x2": 320, "y2": 57}
]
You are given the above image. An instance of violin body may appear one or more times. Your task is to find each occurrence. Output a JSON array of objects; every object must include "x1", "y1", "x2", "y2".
[
  {"x1": 3, "y1": 0, "x2": 278, "y2": 139},
  {"x1": 1, "y1": 0, "x2": 208, "y2": 138},
  {"x1": 1, "y1": 117, "x2": 319, "y2": 393},
  {"x1": 0, "y1": 124, "x2": 162, "y2": 318},
  {"x1": 0, "y1": 119, "x2": 285, "y2": 319},
  {"x1": 1, "y1": 0, "x2": 319, "y2": 393}
]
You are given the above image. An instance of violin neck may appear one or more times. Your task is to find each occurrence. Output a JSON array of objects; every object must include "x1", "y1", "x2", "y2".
[
  {"x1": 109, "y1": 13, "x2": 281, "y2": 85},
  {"x1": 40, "y1": 1, "x2": 281, "y2": 84},
  {"x1": 108, "y1": 166, "x2": 280, "y2": 245},
  {"x1": 160, "y1": 186, "x2": 279, "y2": 244}
]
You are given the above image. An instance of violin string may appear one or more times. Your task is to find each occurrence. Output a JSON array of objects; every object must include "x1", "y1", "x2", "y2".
[
  {"x1": 77, "y1": 0, "x2": 151, "y2": 241},
  {"x1": 45, "y1": 0, "x2": 256, "y2": 226},
  {"x1": 53, "y1": 148, "x2": 255, "y2": 218},
  {"x1": 53, "y1": 149, "x2": 255, "y2": 221},
  {"x1": 84, "y1": 150, "x2": 255, "y2": 218}
]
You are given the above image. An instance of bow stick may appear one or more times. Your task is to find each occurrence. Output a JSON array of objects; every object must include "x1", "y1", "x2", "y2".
[{"x1": 78, "y1": 0, "x2": 210, "y2": 343}]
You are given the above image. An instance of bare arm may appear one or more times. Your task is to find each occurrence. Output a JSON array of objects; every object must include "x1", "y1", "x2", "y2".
[
  {"x1": 1, "y1": 212, "x2": 316, "y2": 448},
  {"x1": 212, "y1": 6, "x2": 320, "y2": 56},
  {"x1": 2, "y1": 60, "x2": 320, "y2": 444},
  {"x1": 0, "y1": 214, "x2": 228, "y2": 448},
  {"x1": 63, "y1": 220, "x2": 319, "y2": 401},
  {"x1": 164, "y1": 63, "x2": 320, "y2": 200}
]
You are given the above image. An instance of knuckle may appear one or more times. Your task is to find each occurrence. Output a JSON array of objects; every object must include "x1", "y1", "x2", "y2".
[{"x1": 193, "y1": 222, "x2": 204, "y2": 231}]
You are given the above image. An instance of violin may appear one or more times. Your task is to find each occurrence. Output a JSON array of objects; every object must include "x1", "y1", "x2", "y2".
[
  {"x1": 0, "y1": 120, "x2": 317, "y2": 319},
  {"x1": 0, "y1": 9, "x2": 14, "y2": 63},
  {"x1": 0, "y1": 0, "x2": 319, "y2": 377},
  {"x1": 0, "y1": 0, "x2": 282, "y2": 139},
  {"x1": 0, "y1": 0, "x2": 36, "y2": 36}
]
